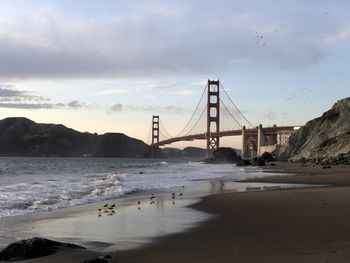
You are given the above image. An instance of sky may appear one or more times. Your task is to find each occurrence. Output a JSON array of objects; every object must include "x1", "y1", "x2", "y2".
[{"x1": 0, "y1": 0, "x2": 349, "y2": 148}]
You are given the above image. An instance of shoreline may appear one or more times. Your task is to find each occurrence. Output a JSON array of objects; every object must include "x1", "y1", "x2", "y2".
[
  {"x1": 0, "y1": 164, "x2": 294, "y2": 249},
  {"x1": 112, "y1": 162, "x2": 350, "y2": 263},
  {"x1": 0, "y1": 188, "x2": 210, "y2": 249},
  {"x1": 3, "y1": 162, "x2": 350, "y2": 262},
  {"x1": 244, "y1": 162, "x2": 350, "y2": 186}
]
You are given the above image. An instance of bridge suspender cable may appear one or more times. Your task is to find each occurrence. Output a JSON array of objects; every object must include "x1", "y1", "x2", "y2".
[
  {"x1": 146, "y1": 120, "x2": 152, "y2": 144},
  {"x1": 154, "y1": 81, "x2": 254, "y2": 142},
  {"x1": 159, "y1": 130, "x2": 171, "y2": 140},
  {"x1": 150, "y1": 82, "x2": 207, "y2": 142},
  {"x1": 219, "y1": 98, "x2": 243, "y2": 129},
  {"x1": 174, "y1": 82, "x2": 208, "y2": 138},
  {"x1": 159, "y1": 119, "x2": 173, "y2": 139},
  {"x1": 183, "y1": 105, "x2": 207, "y2": 136},
  {"x1": 220, "y1": 83, "x2": 254, "y2": 128}
]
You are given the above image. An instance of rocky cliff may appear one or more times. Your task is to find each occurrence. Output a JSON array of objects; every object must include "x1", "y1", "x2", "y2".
[
  {"x1": 277, "y1": 97, "x2": 350, "y2": 162},
  {"x1": 0, "y1": 117, "x2": 149, "y2": 157}
]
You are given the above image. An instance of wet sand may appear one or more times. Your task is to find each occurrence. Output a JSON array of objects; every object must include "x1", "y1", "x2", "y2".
[
  {"x1": 243, "y1": 162, "x2": 350, "y2": 186},
  {"x1": 4, "y1": 162, "x2": 350, "y2": 262},
  {"x1": 113, "y1": 163, "x2": 350, "y2": 263},
  {"x1": 0, "y1": 188, "x2": 215, "y2": 262}
]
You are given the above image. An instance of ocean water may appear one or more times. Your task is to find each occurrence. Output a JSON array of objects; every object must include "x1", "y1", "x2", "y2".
[{"x1": 0, "y1": 157, "x2": 251, "y2": 219}]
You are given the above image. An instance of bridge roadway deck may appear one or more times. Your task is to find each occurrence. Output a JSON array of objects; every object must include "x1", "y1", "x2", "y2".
[{"x1": 154, "y1": 126, "x2": 296, "y2": 146}]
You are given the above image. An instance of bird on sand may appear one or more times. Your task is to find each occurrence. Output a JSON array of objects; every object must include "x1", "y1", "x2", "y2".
[
  {"x1": 109, "y1": 203, "x2": 116, "y2": 209},
  {"x1": 103, "y1": 203, "x2": 108, "y2": 208},
  {"x1": 109, "y1": 210, "x2": 116, "y2": 215}
]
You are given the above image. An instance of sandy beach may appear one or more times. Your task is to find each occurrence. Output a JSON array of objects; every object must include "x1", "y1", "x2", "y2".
[
  {"x1": 244, "y1": 162, "x2": 350, "y2": 186},
  {"x1": 112, "y1": 163, "x2": 350, "y2": 263},
  {"x1": 115, "y1": 188, "x2": 350, "y2": 263},
  {"x1": 2, "y1": 162, "x2": 350, "y2": 262}
]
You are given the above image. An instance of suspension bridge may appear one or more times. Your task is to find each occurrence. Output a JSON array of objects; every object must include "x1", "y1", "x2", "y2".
[{"x1": 147, "y1": 80, "x2": 298, "y2": 158}]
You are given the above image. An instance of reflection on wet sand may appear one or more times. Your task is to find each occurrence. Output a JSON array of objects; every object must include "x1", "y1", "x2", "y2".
[{"x1": 209, "y1": 180, "x2": 225, "y2": 193}]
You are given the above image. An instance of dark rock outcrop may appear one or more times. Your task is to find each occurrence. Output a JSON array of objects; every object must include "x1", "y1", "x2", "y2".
[
  {"x1": 251, "y1": 157, "x2": 266, "y2": 166},
  {"x1": 260, "y1": 152, "x2": 275, "y2": 163},
  {"x1": 0, "y1": 117, "x2": 149, "y2": 157},
  {"x1": 204, "y1": 147, "x2": 238, "y2": 163},
  {"x1": 236, "y1": 156, "x2": 252, "y2": 166},
  {"x1": 276, "y1": 97, "x2": 350, "y2": 163},
  {"x1": 235, "y1": 152, "x2": 274, "y2": 167},
  {"x1": 0, "y1": 237, "x2": 84, "y2": 261}
]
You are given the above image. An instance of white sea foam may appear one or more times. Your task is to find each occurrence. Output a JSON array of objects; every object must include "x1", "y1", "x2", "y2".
[{"x1": 0, "y1": 158, "x2": 238, "y2": 218}]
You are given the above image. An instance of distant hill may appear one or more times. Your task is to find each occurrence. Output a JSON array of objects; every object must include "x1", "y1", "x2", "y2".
[
  {"x1": 161, "y1": 146, "x2": 241, "y2": 159},
  {"x1": 183, "y1": 146, "x2": 208, "y2": 157},
  {"x1": 0, "y1": 117, "x2": 149, "y2": 157},
  {"x1": 276, "y1": 97, "x2": 350, "y2": 163},
  {"x1": 161, "y1": 146, "x2": 207, "y2": 158}
]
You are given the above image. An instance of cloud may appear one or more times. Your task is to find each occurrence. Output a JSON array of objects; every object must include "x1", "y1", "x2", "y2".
[
  {"x1": 145, "y1": 82, "x2": 179, "y2": 89},
  {"x1": 110, "y1": 103, "x2": 123, "y2": 113},
  {"x1": 56, "y1": 102, "x2": 65, "y2": 107},
  {"x1": 67, "y1": 100, "x2": 83, "y2": 109},
  {"x1": 96, "y1": 89, "x2": 129, "y2": 95},
  {"x1": 0, "y1": 83, "x2": 53, "y2": 107},
  {"x1": 262, "y1": 111, "x2": 288, "y2": 121},
  {"x1": 174, "y1": 90, "x2": 195, "y2": 96},
  {"x1": 0, "y1": 84, "x2": 28, "y2": 97},
  {"x1": 0, "y1": 1, "x2": 345, "y2": 80},
  {"x1": 0, "y1": 102, "x2": 60, "y2": 109},
  {"x1": 0, "y1": 83, "x2": 187, "y2": 113},
  {"x1": 108, "y1": 103, "x2": 186, "y2": 115},
  {"x1": 0, "y1": 83, "x2": 88, "y2": 110},
  {"x1": 127, "y1": 105, "x2": 186, "y2": 114},
  {"x1": 189, "y1": 80, "x2": 207, "y2": 86}
]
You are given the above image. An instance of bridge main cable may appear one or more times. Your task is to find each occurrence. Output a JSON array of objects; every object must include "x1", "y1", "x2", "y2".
[
  {"x1": 183, "y1": 105, "x2": 207, "y2": 136},
  {"x1": 219, "y1": 98, "x2": 243, "y2": 129},
  {"x1": 146, "y1": 119, "x2": 152, "y2": 144},
  {"x1": 159, "y1": 119, "x2": 173, "y2": 139},
  {"x1": 220, "y1": 83, "x2": 254, "y2": 128},
  {"x1": 174, "y1": 82, "x2": 208, "y2": 137}
]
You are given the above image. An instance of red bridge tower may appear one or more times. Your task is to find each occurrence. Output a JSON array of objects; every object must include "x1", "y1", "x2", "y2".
[
  {"x1": 151, "y1": 115, "x2": 160, "y2": 158},
  {"x1": 206, "y1": 80, "x2": 220, "y2": 158}
]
